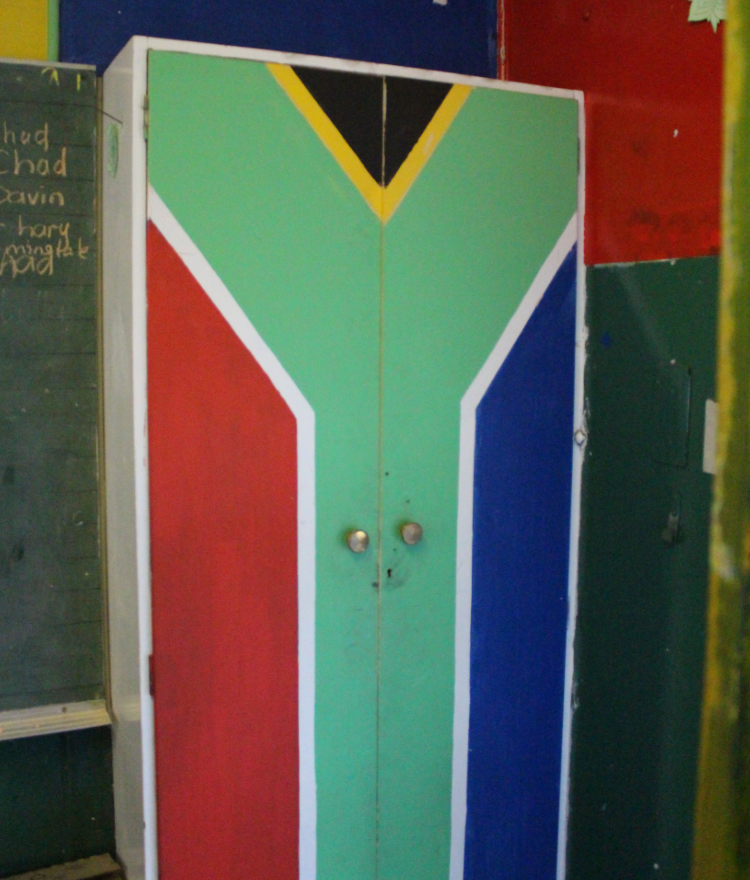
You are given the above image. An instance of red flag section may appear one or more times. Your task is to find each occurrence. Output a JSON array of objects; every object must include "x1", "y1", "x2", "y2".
[{"x1": 147, "y1": 222, "x2": 299, "y2": 880}]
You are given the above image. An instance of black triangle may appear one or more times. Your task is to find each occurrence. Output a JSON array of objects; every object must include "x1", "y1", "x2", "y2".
[
  {"x1": 291, "y1": 67, "x2": 452, "y2": 188},
  {"x1": 383, "y1": 77, "x2": 452, "y2": 186},
  {"x1": 292, "y1": 67, "x2": 384, "y2": 184}
]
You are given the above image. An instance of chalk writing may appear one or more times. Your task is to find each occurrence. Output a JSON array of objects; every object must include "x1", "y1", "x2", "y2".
[
  {"x1": 41, "y1": 67, "x2": 60, "y2": 86},
  {"x1": 0, "y1": 111, "x2": 92, "y2": 282},
  {"x1": 1, "y1": 121, "x2": 67, "y2": 179},
  {"x1": 0, "y1": 148, "x2": 67, "y2": 176},
  {"x1": 0, "y1": 187, "x2": 65, "y2": 206},
  {"x1": 0, "y1": 215, "x2": 89, "y2": 278}
]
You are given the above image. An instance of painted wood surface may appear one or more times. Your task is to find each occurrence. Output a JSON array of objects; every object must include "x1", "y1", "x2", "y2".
[
  {"x1": 569, "y1": 257, "x2": 717, "y2": 880},
  {"x1": 0, "y1": 0, "x2": 50, "y2": 61},
  {"x1": 505, "y1": 0, "x2": 722, "y2": 265},
  {"x1": 4, "y1": 853, "x2": 121, "y2": 880},
  {"x1": 379, "y1": 87, "x2": 577, "y2": 880},
  {"x1": 59, "y1": 0, "x2": 496, "y2": 77},
  {"x1": 691, "y1": 0, "x2": 750, "y2": 876},
  {"x1": 464, "y1": 245, "x2": 575, "y2": 880},
  {"x1": 0, "y1": 61, "x2": 102, "y2": 714},
  {"x1": 108, "y1": 41, "x2": 580, "y2": 879}
]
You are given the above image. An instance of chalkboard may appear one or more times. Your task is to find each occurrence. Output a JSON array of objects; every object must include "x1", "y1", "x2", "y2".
[{"x1": 0, "y1": 62, "x2": 102, "y2": 713}]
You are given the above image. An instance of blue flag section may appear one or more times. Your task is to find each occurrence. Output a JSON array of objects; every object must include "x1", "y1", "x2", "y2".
[{"x1": 465, "y1": 246, "x2": 577, "y2": 880}]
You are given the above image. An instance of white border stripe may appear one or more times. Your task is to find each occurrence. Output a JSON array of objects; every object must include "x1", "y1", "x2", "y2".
[
  {"x1": 449, "y1": 213, "x2": 578, "y2": 880},
  {"x1": 148, "y1": 186, "x2": 317, "y2": 880},
  {"x1": 556, "y1": 104, "x2": 588, "y2": 880},
  {"x1": 131, "y1": 41, "x2": 157, "y2": 880}
]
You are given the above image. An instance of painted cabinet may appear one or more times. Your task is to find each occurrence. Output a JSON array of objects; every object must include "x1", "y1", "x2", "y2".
[{"x1": 102, "y1": 38, "x2": 582, "y2": 880}]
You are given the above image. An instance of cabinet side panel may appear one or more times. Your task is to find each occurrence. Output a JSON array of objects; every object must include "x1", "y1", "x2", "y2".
[{"x1": 102, "y1": 39, "x2": 151, "y2": 880}]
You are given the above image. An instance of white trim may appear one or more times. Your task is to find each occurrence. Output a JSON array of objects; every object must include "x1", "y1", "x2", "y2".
[
  {"x1": 449, "y1": 214, "x2": 578, "y2": 880},
  {"x1": 0, "y1": 700, "x2": 110, "y2": 742},
  {"x1": 123, "y1": 35, "x2": 578, "y2": 101},
  {"x1": 131, "y1": 40, "x2": 158, "y2": 880},
  {"x1": 147, "y1": 186, "x2": 317, "y2": 880},
  {"x1": 555, "y1": 98, "x2": 587, "y2": 880}
]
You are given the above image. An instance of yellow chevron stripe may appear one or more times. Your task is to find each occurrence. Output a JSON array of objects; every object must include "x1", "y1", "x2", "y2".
[
  {"x1": 267, "y1": 63, "x2": 383, "y2": 218},
  {"x1": 267, "y1": 63, "x2": 470, "y2": 223},
  {"x1": 382, "y1": 83, "x2": 471, "y2": 222}
]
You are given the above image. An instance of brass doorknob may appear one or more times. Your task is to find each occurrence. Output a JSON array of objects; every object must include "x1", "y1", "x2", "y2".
[
  {"x1": 346, "y1": 530, "x2": 369, "y2": 553},
  {"x1": 400, "y1": 522, "x2": 423, "y2": 546}
]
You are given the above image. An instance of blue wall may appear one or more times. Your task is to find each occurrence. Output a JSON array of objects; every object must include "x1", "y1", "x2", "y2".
[{"x1": 60, "y1": 0, "x2": 497, "y2": 76}]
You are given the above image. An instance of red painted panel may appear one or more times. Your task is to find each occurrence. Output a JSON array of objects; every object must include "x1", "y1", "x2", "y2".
[
  {"x1": 505, "y1": 0, "x2": 722, "y2": 264},
  {"x1": 147, "y1": 223, "x2": 299, "y2": 880}
]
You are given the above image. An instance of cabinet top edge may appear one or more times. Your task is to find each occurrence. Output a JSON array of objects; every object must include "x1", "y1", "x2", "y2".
[{"x1": 106, "y1": 35, "x2": 582, "y2": 105}]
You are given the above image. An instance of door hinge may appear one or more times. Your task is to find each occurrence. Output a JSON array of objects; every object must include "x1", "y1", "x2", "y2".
[{"x1": 143, "y1": 93, "x2": 149, "y2": 142}]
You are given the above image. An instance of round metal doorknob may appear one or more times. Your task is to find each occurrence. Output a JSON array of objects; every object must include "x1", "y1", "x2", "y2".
[
  {"x1": 346, "y1": 529, "x2": 370, "y2": 553},
  {"x1": 400, "y1": 522, "x2": 423, "y2": 546}
]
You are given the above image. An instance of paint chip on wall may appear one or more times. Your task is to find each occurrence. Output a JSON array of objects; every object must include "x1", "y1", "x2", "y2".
[
  {"x1": 703, "y1": 399, "x2": 718, "y2": 475},
  {"x1": 688, "y1": 0, "x2": 726, "y2": 32}
]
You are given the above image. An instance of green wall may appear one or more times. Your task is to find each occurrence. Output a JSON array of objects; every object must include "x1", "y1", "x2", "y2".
[{"x1": 567, "y1": 257, "x2": 718, "y2": 880}]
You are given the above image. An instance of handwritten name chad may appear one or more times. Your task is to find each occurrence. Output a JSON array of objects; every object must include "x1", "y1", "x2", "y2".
[
  {"x1": 0, "y1": 122, "x2": 67, "y2": 206},
  {"x1": 0, "y1": 122, "x2": 66, "y2": 176}
]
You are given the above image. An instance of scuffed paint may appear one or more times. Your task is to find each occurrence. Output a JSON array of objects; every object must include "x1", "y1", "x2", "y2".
[
  {"x1": 505, "y1": 0, "x2": 722, "y2": 265},
  {"x1": 691, "y1": 0, "x2": 750, "y2": 877}
]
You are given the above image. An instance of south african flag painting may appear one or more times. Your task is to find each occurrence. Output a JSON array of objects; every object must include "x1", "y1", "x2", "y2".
[{"x1": 102, "y1": 38, "x2": 583, "y2": 880}]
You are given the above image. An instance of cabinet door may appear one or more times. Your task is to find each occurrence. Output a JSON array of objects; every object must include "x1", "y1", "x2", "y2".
[
  {"x1": 380, "y1": 87, "x2": 579, "y2": 880},
  {"x1": 146, "y1": 52, "x2": 381, "y2": 880}
]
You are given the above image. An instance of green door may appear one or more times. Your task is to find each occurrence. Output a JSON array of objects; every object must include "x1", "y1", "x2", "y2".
[{"x1": 144, "y1": 47, "x2": 578, "y2": 880}]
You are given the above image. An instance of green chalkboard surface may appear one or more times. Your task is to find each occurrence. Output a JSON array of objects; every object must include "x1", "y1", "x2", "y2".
[{"x1": 0, "y1": 62, "x2": 102, "y2": 713}]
